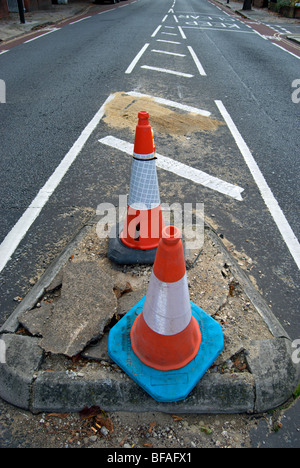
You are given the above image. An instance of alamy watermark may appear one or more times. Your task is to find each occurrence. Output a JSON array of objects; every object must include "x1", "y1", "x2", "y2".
[
  {"x1": 0, "y1": 339, "x2": 6, "y2": 364},
  {"x1": 96, "y1": 195, "x2": 204, "y2": 250},
  {"x1": 292, "y1": 339, "x2": 300, "y2": 364},
  {"x1": 0, "y1": 80, "x2": 6, "y2": 104},
  {"x1": 291, "y1": 79, "x2": 300, "y2": 104}
]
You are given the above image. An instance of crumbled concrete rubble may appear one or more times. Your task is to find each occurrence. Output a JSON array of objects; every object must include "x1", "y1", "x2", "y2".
[{"x1": 18, "y1": 224, "x2": 272, "y2": 376}]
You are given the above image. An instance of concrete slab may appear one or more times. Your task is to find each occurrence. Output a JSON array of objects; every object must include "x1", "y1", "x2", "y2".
[{"x1": 19, "y1": 261, "x2": 117, "y2": 357}]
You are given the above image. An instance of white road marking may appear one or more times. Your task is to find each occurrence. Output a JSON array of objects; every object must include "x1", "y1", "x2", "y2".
[
  {"x1": 272, "y1": 42, "x2": 300, "y2": 60},
  {"x1": 151, "y1": 25, "x2": 162, "y2": 37},
  {"x1": 215, "y1": 100, "x2": 300, "y2": 270},
  {"x1": 0, "y1": 94, "x2": 115, "y2": 274},
  {"x1": 141, "y1": 65, "x2": 194, "y2": 78},
  {"x1": 126, "y1": 91, "x2": 211, "y2": 117},
  {"x1": 69, "y1": 16, "x2": 91, "y2": 25},
  {"x1": 156, "y1": 39, "x2": 181, "y2": 44},
  {"x1": 178, "y1": 26, "x2": 187, "y2": 39},
  {"x1": 125, "y1": 43, "x2": 150, "y2": 74},
  {"x1": 24, "y1": 28, "x2": 60, "y2": 44},
  {"x1": 99, "y1": 136, "x2": 244, "y2": 201},
  {"x1": 151, "y1": 49, "x2": 186, "y2": 57},
  {"x1": 187, "y1": 46, "x2": 207, "y2": 76}
]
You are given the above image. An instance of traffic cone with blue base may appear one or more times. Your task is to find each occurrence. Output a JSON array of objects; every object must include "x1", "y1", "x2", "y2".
[
  {"x1": 108, "y1": 226, "x2": 224, "y2": 403},
  {"x1": 108, "y1": 111, "x2": 164, "y2": 265}
]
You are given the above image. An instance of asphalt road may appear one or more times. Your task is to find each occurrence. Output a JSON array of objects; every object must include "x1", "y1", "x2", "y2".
[
  {"x1": 0, "y1": 0, "x2": 299, "y2": 447},
  {"x1": 0, "y1": 0, "x2": 299, "y2": 334}
]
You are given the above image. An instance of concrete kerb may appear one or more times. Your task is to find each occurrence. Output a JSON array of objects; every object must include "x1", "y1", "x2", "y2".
[{"x1": 0, "y1": 216, "x2": 299, "y2": 414}]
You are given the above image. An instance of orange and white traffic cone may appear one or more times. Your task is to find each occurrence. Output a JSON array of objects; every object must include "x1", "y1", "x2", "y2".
[
  {"x1": 108, "y1": 225, "x2": 224, "y2": 403},
  {"x1": 130, "y1": 225, "x2": 201, "y2": 371},
  {"x1": 108, "y1": 111, "x2": 164, "y2": 265}
]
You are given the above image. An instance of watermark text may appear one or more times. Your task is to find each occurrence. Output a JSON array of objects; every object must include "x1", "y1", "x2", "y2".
[
  {"x1": 0, "y1": 339, "x2": 6, "y2": 364},
  {"x1": 96, "y1": 196, "x2": 204, "y2": 250},
  {"x1": 0, "y1": 79, "x2": 6, "y2": 104},
  {"x1": 292, "y1": 339, "x2": 300, "y2": 364},
  {"x1": 291, "y1": 79, "x2": 300, "y2": 104}
]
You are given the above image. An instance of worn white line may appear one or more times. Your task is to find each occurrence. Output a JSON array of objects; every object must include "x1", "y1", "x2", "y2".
[
  {"x1": 173, "y1": 14, "x2": 178, "y2": 23},
  {"x1": 125, "y1": 43, "x2": 150, "y2": 74},
  {"x1": 141, "y1": 65, "x2": 194, "y2": 78},
  {"x1": 98, "y1": 9, "x2": 114, "y2": 14},
  {"x1": 156, "y1": 39, "x2": 181, "y2": 44},
  {"x1": 187, "y1": 46, "x2": 207, "y2": 76},
  {"x1": 272, "y1": 42, "x2": 300, "y2": 60},
  {"x1": 151, "y1": 25, "x2": 162, "y2": 37},
  {"x1": 69, "y1": 16, "x2": 91, "y2": 25},
  {"x1": 151, "y1": 49, "x2": 186, "y2": 57},
  {"x1": 215, "y1": 100, "x2": 300, "y2": 270},
  {"x1": 183, "y1": 26, "x2": 255, "y2": 33},
  {"x1": 126, "y1": 91, "x2": 211, "y2": 117},
  {"x1": 0, "y1": 94, "x2": 115, "y2": 274},
  {"x1": 178, "y1": 26, "x2": 187, "y2": 39},
  {"x1": 24, "y1": 28, "x2": 60, "y2": 44},
  {"x1": 99, "y1": 136, "x2": 244, "y2": 201}
]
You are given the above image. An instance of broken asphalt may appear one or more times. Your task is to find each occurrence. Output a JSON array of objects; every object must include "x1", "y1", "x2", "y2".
[{"x1": 0, "y1": 214, "x2": 299, "y2": 415}]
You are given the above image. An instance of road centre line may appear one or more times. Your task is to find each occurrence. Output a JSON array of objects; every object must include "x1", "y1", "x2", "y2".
[
  {"x1": 187, "y1": 46, "x2": 207, "y2": 76},
  {"x1": 215, "y1": 100, "x2": 300, "y2": 270},
  {"x1": 125, "y1": 43, "x2": 149, "y2": 74},
  {"x1": 0, "y1": 94, "x2": 115, "y2": 274},
  {"x1": 141, "y1": 65, "x2": 194, "y2": 78},
  {"x1": 126, "y1": 91, "x2": 211, "y2": 117},
  {"x1": 99, "y1": 136, "x2": 244, "y2": 202}
]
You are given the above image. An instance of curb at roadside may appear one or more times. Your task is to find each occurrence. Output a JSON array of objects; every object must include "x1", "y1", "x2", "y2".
[{"x1": 0, "y1": 216, "x2": 299, "y2": 414}]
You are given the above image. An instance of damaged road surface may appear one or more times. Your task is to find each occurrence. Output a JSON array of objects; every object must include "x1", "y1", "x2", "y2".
[{"x1": 0, "y1": 0, "x2": 299, "y2": 449}]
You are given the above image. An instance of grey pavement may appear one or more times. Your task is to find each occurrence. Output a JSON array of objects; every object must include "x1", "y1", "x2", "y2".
[
  {"x1": 217, "y1": 0, "x2": 300, "y2": 23},
  {"x1": 217, "y1": 0, "x2": 300, "y2": 43},
  {"x1": 0, "y1": 1, "x2": 114, "y2": 42}
]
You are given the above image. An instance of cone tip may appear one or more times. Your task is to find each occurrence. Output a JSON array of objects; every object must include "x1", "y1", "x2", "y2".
[
  {"x1": 138, "y1": 110, "x2": 149, "y2": 119},
  {"x1": 161, "y1": 225, "x2": 182, "y2": 245},
  {"x1": 138, "y1": 111, "x2": 150, "y2": 125}
]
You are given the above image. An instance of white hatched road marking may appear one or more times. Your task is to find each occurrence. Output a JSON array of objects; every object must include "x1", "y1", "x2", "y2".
[{"x1": 99, "y1": 135, "x2": 244, "y2": 201}]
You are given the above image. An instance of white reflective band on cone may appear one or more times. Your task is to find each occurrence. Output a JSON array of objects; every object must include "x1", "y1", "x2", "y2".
[
  {"x1": 128, "y1": 154, "x2": 161, "y2": 211},
  {"x1": 142, "y1": 272, "x2": 192, "y2": 336}
]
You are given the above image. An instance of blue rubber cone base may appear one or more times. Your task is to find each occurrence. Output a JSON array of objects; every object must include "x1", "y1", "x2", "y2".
[{"x1": 108, "y1": 297, "x2": 224, "y2": 403}]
